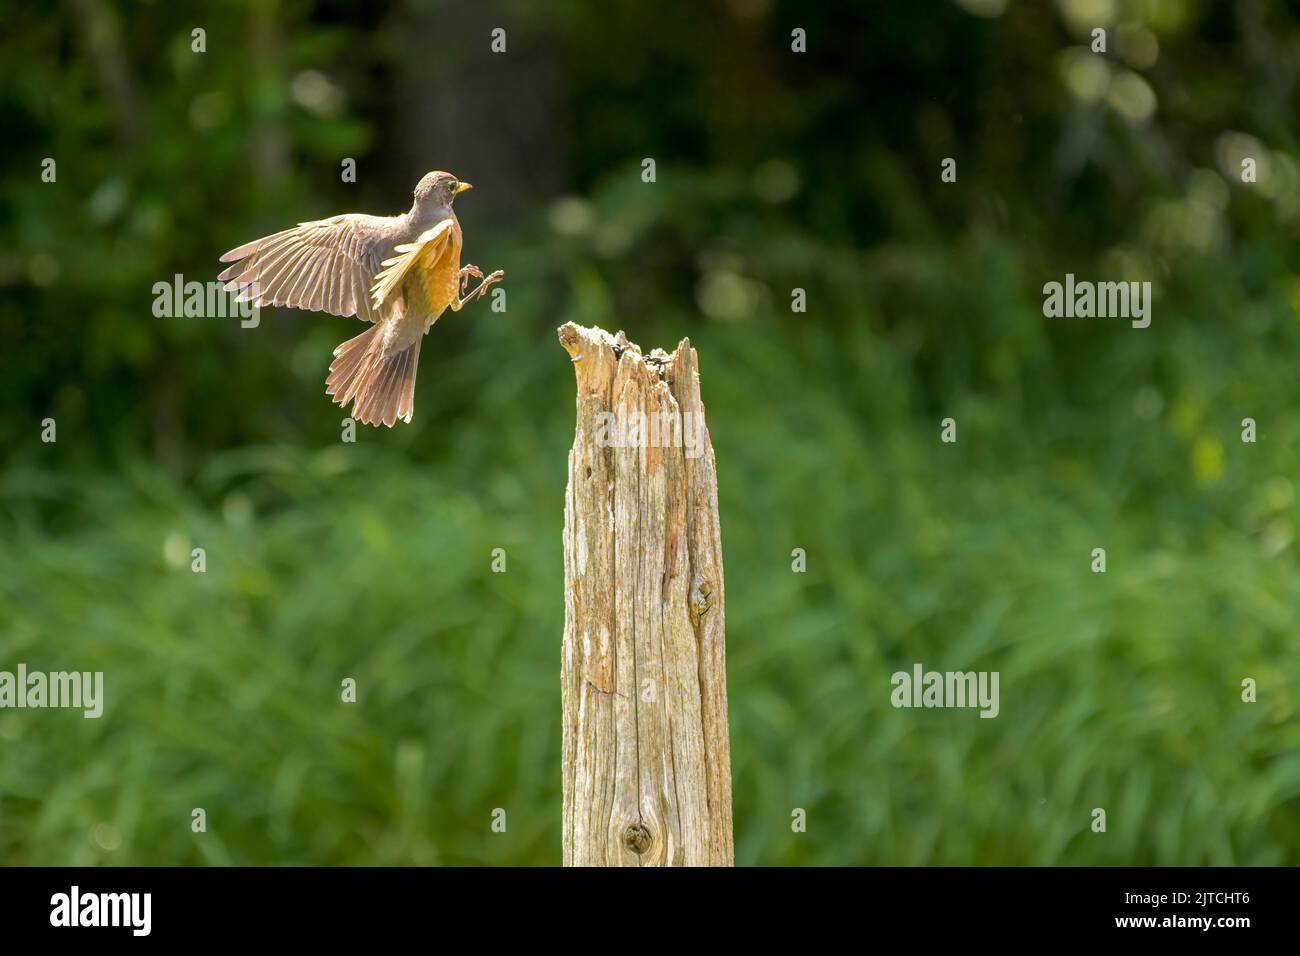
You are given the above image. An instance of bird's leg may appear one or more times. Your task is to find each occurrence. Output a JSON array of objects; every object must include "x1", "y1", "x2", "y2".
[
  {"x1": 457, "y1": 268, "x2": 505, "y2": 309},
  {"x1": 458, "y1": 264, "x2": 484, "y2": 295}
]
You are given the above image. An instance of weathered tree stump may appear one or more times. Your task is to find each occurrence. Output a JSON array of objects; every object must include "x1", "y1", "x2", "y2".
[{"x1": 558, "y1": 322, "x2": 733, "y2": 867}]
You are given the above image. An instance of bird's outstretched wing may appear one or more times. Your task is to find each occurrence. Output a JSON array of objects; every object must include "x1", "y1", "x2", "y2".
[
  {"x1": 218, "y1": 214, "x2": 397, "y2": 323},
  {"x1": 369, "y1": 218, "x2": 457, "y2": 312}
]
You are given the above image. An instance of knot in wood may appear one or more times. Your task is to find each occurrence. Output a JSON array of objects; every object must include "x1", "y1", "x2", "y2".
[
  {"x1": 689, "y1": 575, "x2": 713, "y2": 620},
  {"x1": 622, "y1": 823, "x2": 653, "y2": 855}
]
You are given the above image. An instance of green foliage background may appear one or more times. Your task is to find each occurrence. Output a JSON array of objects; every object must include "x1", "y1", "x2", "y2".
[{"x1": 1, "y1": 0, "x2": 1298, "y2": 865}]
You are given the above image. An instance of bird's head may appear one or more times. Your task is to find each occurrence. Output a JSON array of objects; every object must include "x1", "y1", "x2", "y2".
[{"x1": 413, "y1": 170, "x2": 472, "y2": 209}]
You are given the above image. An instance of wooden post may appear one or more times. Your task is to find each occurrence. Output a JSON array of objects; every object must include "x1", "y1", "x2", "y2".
[{"x1": 558, "y1": 322, "x2": 734, "y2": 866}]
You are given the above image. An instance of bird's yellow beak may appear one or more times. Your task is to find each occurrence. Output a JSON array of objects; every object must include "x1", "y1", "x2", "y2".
[{"x1": 455, "y1": 181, "x2": 473, "y2": 194}]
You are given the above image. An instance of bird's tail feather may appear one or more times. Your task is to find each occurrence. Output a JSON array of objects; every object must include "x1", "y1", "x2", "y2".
[{"x1": 326, "y1": 327, "x2": 420, "y2": 427}]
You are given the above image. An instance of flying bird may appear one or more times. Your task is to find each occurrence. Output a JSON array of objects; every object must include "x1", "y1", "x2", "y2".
[{"x1": 218, "y1": 170, "x2": 503, "y2": 426}]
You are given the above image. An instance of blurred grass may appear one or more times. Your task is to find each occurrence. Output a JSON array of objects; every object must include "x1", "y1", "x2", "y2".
[{"x1": 2, "y1": 266, "x2": 1298, "y2": 865}]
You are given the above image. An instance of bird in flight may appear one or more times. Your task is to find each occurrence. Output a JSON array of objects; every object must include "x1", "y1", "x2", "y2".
[{"x1": 218, "y1": 170, "x2": 503, "y2": 426}]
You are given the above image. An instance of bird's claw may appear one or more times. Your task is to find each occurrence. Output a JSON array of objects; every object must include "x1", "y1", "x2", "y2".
[
  {"x1": 457, "y1": 268, "x2": 504, "y2": 308},
  {"x1": 458, "y1": 264, "x2": 484, "y2": 294}
]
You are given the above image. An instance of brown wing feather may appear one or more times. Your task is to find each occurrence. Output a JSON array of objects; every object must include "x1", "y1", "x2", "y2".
[{"x1": 219, "y1": 214, "x2": 397, "y2": 323}]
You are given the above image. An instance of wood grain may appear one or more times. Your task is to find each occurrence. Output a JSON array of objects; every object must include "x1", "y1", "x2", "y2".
[{"x1": 558, "y1": 323, "x2": 734, "y2": 867}]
